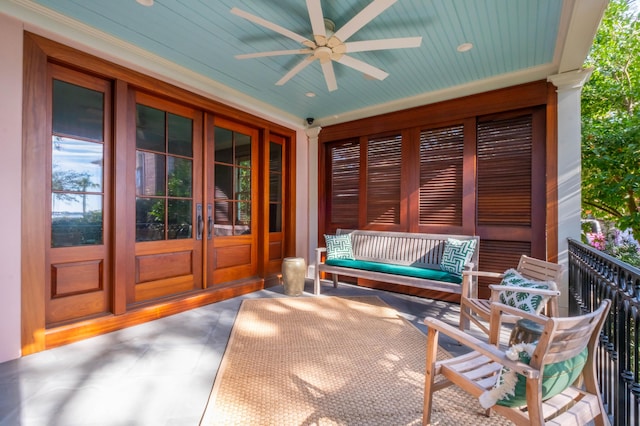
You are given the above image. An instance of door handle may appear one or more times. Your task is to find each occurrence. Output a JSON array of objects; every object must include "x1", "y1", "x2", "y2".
[
  {"x1": 207, "y1": 204, "x2": 213, "y2": 240},
  {"x1": 196, "y1": 203, "x2": 203, "y2": 240}
]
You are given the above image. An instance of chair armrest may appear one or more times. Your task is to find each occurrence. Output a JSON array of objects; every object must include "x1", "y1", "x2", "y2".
[
  {"x1": 461, "y1": 270, "x2": 503, "y2": 299},
  {"x1": 462, "y1": 270, "x2": 504, "y2": 279},
  {"x1": 462, "y1": 261, "x2": 476, "y2": 271},
  {"x1": 424, "y1": 316, "x2": 539, "y2": 379},
  {"x1": 316, "y1": 247, "x2": 327, "y2": 265}
]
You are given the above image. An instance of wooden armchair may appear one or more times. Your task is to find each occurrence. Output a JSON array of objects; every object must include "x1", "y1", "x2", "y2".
[
  {"x1": 424, "y1": 300, "x2": 611, "y2": 426},
  {"x1": 459, "y1": 255, "x2": 563, "y2": 335}
]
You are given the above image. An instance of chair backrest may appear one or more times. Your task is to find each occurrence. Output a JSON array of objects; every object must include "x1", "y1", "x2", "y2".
[
  {"x1": 530, "y1": 299, "x2": 611, "y2": 368},
  {"x1": 516, "y1": 255, "x2": 563, "y2": 283}
]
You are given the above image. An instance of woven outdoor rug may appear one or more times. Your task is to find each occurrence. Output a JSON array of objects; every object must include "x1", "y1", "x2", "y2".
[{"x1": 200, "y1": 296, "x2": 513, "y2": 425}]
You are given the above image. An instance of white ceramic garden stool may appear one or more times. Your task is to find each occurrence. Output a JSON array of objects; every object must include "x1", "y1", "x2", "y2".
[{"x1": 282, "y1": 257, "x2": 306, "y2": 296}]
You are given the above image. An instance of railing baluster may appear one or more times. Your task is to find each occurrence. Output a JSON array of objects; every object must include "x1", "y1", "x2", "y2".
[{"x1": 569, "y1": 238, "x2": 640, "y2": 426}]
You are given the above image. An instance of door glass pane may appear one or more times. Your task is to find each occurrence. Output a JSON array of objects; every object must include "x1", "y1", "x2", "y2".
[
  {"x1": 214, "y1": 201, "x2": 233, "y2": 236},
  {"x1": 235, "y1": 133, "x2": 251, "y2": 167},
  {"x1": 168, "y1": 113, "x2": 193, "y2": 157},
  {"x1": 52, "y1": 194, "x2": 103, "y2": 247},
  {"x1": 235, "y1": 202, "x2": 251, "y2": 235},
  {"x1": 167, "y1": 156, "x2": 192, "y2": 197},
  {"x1": 270, "y1": 204, "x2": 282, "y2": 232},
  {"x1": 214, "y1": 127, "x2": 233, "y2": 164},
  {"x1": 52, "y1": 137, "x2": 103, "y2": 192},
  {"x1": 269, "y1": 173, "x2": 282, "y2": 203},
  {"x1": 136, "y1": 104, "x2": 165, "y2": 152},
  {"x1": 136, "y1": 152, "x2": 166, "y2": 196},
  {"x1": 236, "y1": 169, "x2": 251, "y2": 201},
  {"x1": 269, "y1": 142, "x2": 282, "y2": 171},
  {"x1": 168, "y1": 199, "x2": 192, "y2": 239},
  {"x1": 52, "y1": 80, "x2": 104, "y2": 141},
  {"x1": 213, "y1": 126, "x2": 252, "y2": 236},
  {"x1": 136, "y1": 197, "x2": 165, "y2": 241},
  {"x1": 215, "y1": 164, "x2": 233, "y2": 200},
  {"x1": 269, "y1": 141, "x2": 283, "y2": 233}
]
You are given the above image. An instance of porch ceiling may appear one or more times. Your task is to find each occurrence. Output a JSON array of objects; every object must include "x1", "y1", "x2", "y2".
[{"x1": 2, "y1": 0, "x2": 607, "y2": 127}]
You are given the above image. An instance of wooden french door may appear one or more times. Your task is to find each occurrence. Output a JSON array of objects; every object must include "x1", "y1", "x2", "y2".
[
  {"x1": 206, "y1": 116, "x2": 259, "y2": 285},
  {"x1": 45, "y1": 64, "x2": 113, "y2": 325},
  {"x1": 130, "y1": 92, "x2": 203, "y2": 303}
]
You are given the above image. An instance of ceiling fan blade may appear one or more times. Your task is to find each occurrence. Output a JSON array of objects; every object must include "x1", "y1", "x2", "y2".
[
  {"x1": 306, "y1": 0, "x2": 327, "y2": 43},
  {"x1": 336, "y1": 55, "x2": 389, "y2": 80},
  {"x1": 276, "y1": 56, "x2": 315, "y2": 86},
  {"x1": 320, "y1": 60, "x2": 338, "y2": 92},
  {"x1": 236, "y1": 49, "x2": 313, "y2": 59},
  {"x1": 345, "y1": 37, "x2": 422, "y2": 53},
  {"x1": 333, "y1": 0, "x2": 397, "y2": 42},
  {"x1": 231, "y1": 7, "x2": 310, "y2": 45}
]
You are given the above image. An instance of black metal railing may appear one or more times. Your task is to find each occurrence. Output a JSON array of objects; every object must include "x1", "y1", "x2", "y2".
[{"x1": 569, "y1": 238, "x2": 640, "y2": 426}]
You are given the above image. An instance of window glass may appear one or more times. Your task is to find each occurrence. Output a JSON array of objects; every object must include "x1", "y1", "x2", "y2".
[
  {"x1": 136, "y1": 104, "x2": 165, "y2": 152},
  {"x1": 52, "y1": 137, "x2": 103, "y2": 192},
  {"x1": 51, "y1": 80, "x2": 105, "y2": 248},
  {"x1": 52, "y1": 80, "x2": 104, "y2": 141},
  {"x1": 135, "y1": 103, "x2": 194, "y2": 242},
  {"x1": 168, "y1": 199, "x2": 192, "y2": 239},
  {"x1": 167, "y1": 156, "x2": 192, "y2": 197},
  {"x1": 214, "y1": 165, "x2": 234, "y2": 201},
  {"x1": 51, "y1": 194, "x2": 103, "y2": 247},
  {"x1": 235, "y1": 202, "x2": 251, "y2": 235},
  {"x1": 269, "y1": 173, "x2": 282, "y2": 203},
  {"x1": 136, "y1": 197, "x2": 165, "y2": 242},
  {"x1": 214, "y1": 127, "x2": 233, "y2": 164},
  {"x1": 213, "y1": 127, "x2": 252, "y2": 236},
  {"x1": 168, "y1": 113, "x2": 193, "y2": 157},
  {"x1": 136, "y1": 151, "x2": 166, "y2": 196}
]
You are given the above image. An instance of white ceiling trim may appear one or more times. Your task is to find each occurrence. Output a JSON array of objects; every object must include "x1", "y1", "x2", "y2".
[
  {"x1": 557, "y1": 0, "x2": 609, "y2": 73},
  {"x1": 3, "y1": 0, "x2": 304, "y2": 130}
]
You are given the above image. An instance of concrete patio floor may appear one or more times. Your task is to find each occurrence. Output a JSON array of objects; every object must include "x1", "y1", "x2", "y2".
[{"x1": 0, "y1": 280, "x2": 488, "y2": 426}]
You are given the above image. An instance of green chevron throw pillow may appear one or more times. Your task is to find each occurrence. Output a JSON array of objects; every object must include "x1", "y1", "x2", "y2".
[
  {"x1": 498, "y1": 269, "x2": 556, "y2": 313},
  {"x1": 439, "y1": 238, "x2": 477, "y2": 277},
  {"x1": 324, "y1": 234, "x2": 355, "y2": 260}
]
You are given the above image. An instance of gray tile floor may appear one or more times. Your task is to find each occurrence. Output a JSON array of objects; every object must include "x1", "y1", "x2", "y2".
[{"x1": 0, "y1": 280, "x2": 481, "y2": 426}]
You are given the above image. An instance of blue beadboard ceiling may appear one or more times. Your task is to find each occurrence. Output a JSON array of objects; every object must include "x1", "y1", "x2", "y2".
[{"x1": 14, "y1": 0, "x2": 584, "y2": 125}]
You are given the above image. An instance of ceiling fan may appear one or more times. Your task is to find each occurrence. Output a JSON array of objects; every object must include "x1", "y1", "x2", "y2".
[{"x1": 231, "y1": 0, "x2": 422, "y2": 92}]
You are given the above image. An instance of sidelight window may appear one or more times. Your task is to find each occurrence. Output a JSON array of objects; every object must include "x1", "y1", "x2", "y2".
[{"x1": 51, "y1": 80, "x2": 105, "y2": 248}]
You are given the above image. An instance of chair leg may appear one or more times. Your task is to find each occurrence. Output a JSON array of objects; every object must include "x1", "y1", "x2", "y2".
[
  {"x1": 459, "y1": 304, "x2": 470, "y2": 331},
  {"x1": 525, "y1": 378, "x2": 545, "y2": 425},
  {"x1": 423, "y1": 327, "x2": 440, "y2": 426}
]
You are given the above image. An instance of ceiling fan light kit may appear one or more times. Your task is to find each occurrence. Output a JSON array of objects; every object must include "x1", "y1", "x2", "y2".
[{"x1": 231, "y1": 0, "x2": 422, "y2": 92}]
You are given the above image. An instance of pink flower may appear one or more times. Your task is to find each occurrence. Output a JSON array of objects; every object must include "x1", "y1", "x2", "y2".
[{"x1": 587, "y1": 232, "x2": 606, "y2": 251}]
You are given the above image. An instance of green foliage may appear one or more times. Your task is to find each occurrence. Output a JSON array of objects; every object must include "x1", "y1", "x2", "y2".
[{"x1": 582, "y1": 0, "x2": 640, "y2": 241}]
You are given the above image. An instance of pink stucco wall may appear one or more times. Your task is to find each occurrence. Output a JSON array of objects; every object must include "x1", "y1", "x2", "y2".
[{"x1": 0, "y1": 13, "x2": 24, "y2": 363}]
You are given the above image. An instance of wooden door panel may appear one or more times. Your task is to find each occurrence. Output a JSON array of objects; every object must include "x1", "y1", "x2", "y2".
[
  {"x1": 214, "y1": 243, "x2": 252, "y2": 269},
  {"x1": 51, "y1": 259, "x2": 103, "y2": 296},
  {"x1": 136, "y1": 250, "x2": 193, "y2": 282},
  {"x1": 269, "y1": 240, "x2": 282, "y2": 261}
]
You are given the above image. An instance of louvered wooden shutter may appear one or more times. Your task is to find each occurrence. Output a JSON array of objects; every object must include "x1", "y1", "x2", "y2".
[
  {"x1": 477, "y1": 115, "x2": 532, "y2": 226},
  {"x1": 329, "y1": 141, "x2": 360, "y2": 227},
  {"x1": 419, "y1": 125, "x2": 464, "y2": 226},
  {"x1": 367, "y1": 135, "x2": 402, "y2": 225}
]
